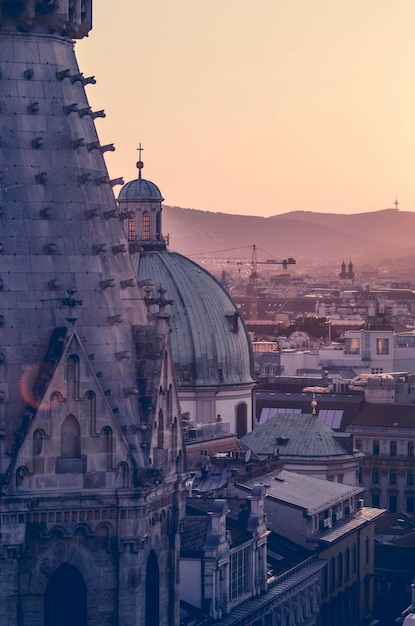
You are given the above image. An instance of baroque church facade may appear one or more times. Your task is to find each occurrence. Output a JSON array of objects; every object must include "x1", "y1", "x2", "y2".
[{"x1": 0, "y1": 2, "x2": 186, "y2": 624}]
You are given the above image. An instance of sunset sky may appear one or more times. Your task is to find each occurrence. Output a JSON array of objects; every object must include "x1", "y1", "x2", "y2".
[{"x1": 77, "y1": 1, "x2": 415, "y2": 217}]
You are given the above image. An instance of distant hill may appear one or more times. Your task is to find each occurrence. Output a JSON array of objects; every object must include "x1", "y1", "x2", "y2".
[{"x1": 162, "y1": 206, "x2": 415, "y2": 268}]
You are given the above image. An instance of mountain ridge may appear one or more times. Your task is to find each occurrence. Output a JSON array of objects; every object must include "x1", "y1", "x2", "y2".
[{"x1": 162, "y1": 206, "x2": 415, "y2": 268}]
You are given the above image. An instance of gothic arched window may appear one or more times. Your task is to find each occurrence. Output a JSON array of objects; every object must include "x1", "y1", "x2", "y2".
[{"x1": 61, "y1": 415, "x2": 81, "y2": 459}]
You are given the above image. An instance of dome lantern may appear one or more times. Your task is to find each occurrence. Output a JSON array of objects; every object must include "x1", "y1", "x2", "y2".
[{"x1": 117, "y1": 144, "x2": 166, "y2": 251}]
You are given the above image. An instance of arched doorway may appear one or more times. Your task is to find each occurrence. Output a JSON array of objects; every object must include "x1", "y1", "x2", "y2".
[
  {"x1": 44, "y1": 563, "x2": 87, "y2": 626},
  {"x1": 145, "y1": 550, "x2": 160, "y2": 626}
]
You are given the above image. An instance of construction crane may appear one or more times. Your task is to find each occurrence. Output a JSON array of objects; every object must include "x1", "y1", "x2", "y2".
[
  {"x1": 190, "y1": 245, "x2": 296, "y2": 321},
  {"x1": 248, "y1": 245, "x2": 296, "y2": 321}
]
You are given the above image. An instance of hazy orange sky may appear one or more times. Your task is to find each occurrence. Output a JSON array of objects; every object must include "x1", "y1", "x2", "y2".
[{"x1": 76, "y1": 1, "x2": 415, "y2": 217}]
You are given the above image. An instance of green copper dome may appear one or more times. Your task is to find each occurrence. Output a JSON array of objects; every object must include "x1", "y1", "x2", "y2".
[
  {"x1": 118, "y1": 177, "x2": 164, "y2": 202},
  {"x1": 132, "y1": 250, "x2": 254, "y2": 388}
]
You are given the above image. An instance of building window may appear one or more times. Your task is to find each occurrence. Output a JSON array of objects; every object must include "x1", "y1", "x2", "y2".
[
  {"x1": 352, "y1": 543, "x2": 357, "y2": 574},
  {"x1": 355, "y1": 439, "x2": 362, "y2": 451},
  {"x1": 365, "y1": 537, "x2": 370, "y2": 565},
  {"x1": 372, "y1": 468, "x2": 380, "y2": 484},
  {"x1": 390, "y1": 469, "x2": 397, "y2": 485},
  {"x1": 229, "y1": 548, "x2": 249, "y2": 601},
  {"x1": 372, "y1": 493, "x2": 380, "y2": 508},
  {"x1": 390, "y1": 441, "x2": 397, "y2": 456},
  {"x1": 407, "y1": 471, "x2": 414, "y2": 486},
  {"x1": 127, "y1": 217, "x2": 136, "y2": 241},
  {"x1": 373, "y1": 440, "x2": 380, "y2": 456},
  {"x1": 337, "y1": 553, "x2": 343, "y2": 587},
  {"x1": 407, "y1": 496, "x2": 415, "y2": 513},
  {"x1": 141, "y1": 211, "x2": 150, "y2": 241},
  {"x1": 322, "y1": 563, "x2": 328, "y2": 598},
  {"x1": 330, "y1": 557, "x2": 336, "y2": 592},
  {"x1": 345, "y1": 548, "x2": 350, "y2": 582},
  {"x1": 408, "y1": 442, "x2": 414, "y2": 457},
  {"x1": 389, "y1": 494, "x2": 397, "y2": 513},
  {"x1": 345, "y1": 337, "x2": 360, "y2": 354},
  {"x1": 376, "y1": 338, "x2": 389, "y2": 354}
]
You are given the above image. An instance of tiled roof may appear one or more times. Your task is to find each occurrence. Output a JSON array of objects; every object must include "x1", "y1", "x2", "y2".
[{"x1": 181, "y1": 516, "x2": 210, "y2": 554}]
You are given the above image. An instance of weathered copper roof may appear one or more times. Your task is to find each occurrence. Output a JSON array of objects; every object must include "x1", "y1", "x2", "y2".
[
  {"x1": 118, "y1": 177, "x2": 164, "y2": 201},
  {"x1": 241, "y1": 413, "x2": 358, "y2": 460},
  {"x1": 132, "y1": 250, "x2": 254, "y2": 388}
]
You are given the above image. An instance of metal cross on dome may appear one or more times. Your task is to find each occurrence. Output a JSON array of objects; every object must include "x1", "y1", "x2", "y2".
[{"x1": 136, "y1": 142, "x2": 144, "y2": 178}]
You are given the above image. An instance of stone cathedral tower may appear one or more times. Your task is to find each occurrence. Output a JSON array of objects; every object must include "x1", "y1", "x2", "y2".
[{"x1": 0, "y1": 2, "x2": 186, "y2": 625}]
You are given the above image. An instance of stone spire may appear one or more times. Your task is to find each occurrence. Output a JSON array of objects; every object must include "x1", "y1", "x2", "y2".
[
  {"x1": 0, "y1": 0, "x2": 92, "y2": 38},
  {"x1": 0, "y1": 1, "x2": 151, "y2": 475}
]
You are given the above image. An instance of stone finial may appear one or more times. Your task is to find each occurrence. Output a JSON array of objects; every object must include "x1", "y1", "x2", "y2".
[
  {"x1": 108, "y1": 315, "x2": 123, "y2": 325},
  {"x1": 63, "y1": 103, "x2": 78, "y2": 115},
  {"x1": 120, "y1": 211, "x2": 135, "y2": 220},
  {"x1": 110, "y1": 177, "x2": 124, "y2": 187},
  {"x1": 93, "y1": 243, "x2": 108, "y2": 254},
  {"x1": 120, "y1": 279, "x2": 135, "y2": 289},
  {"x1": 91, "y1": 110, "x2": 106, "y2": 119},
  {"x1": 115, "y1": 351, "x2": 131, "y2": 361},
  {"x1": 78, "y1": 173, "x2": 92, "y2": 184},
  {"x1": 31, "y1": 137, "x2": 43, "y2": 149},
  {"x1": 112, "y1": 244, "x2": 127, "y2": 255},
  {"x1": 56, "y1": 69, "x2": 71, "y2": 81},
  {"x1": 35, "y1": 172, "x2": 48, "y2": 184},
  {"x1": 78, "y1": 107, "x2": 92, "y2": 118},
  {"x1": 103, "y1": 209, "x2": 118, "y2": 219},
  {"x1": 40, "y1": 207, "x2": 52, "y2": 219},
  {"x1": 95, "y1": 176, "x2": 109, "y2": 186},
  {"x1": 87, "y1": 141, "x2": 100, "y2": 152},
  {"x1": 84, "y1": 207, "x2": 100, "y2": 219},
  {"x1": 71, "y1": 138, "x2": 85, "y2": 149},
  {"x1": 100, "y1": 143, "x2": 115, "y2": 153},
  {"x1": 44, "y1": 243, "x2": 57, "y2": 255}
]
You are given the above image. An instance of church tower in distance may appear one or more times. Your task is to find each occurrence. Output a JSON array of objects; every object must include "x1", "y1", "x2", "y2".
[{"x1": 0, "y1": 2, "x2": 186, "y2": 624}]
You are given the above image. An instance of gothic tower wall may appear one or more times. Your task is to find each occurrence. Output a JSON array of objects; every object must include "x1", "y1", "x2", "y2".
[{"x1": 0, "y1": 5, "x2": 186, "y2": 625}]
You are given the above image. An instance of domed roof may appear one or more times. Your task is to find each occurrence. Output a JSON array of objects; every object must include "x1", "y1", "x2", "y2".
[
  {"x1": 131, "y1": 250, "x2": 254, "y2": 388},
  {"x1": 118, "y1": 176, "x2": 164, "y2": 202}
]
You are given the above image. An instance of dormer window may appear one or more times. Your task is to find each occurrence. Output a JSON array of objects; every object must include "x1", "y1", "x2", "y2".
[
  {"x1": 276, "y1": 436, "x2": 289, "y2": 446},
  {"x1": 225, "y1": 312, "x2": 239, "y2": 333}
]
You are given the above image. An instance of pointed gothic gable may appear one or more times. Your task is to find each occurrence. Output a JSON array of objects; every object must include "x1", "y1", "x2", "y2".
[
  {"x1": 8, "y1": 330, "x2": 135, "y2": 495},
  {"x1": 132, "y1": 323, "x2": 185, "y2": 480}
]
